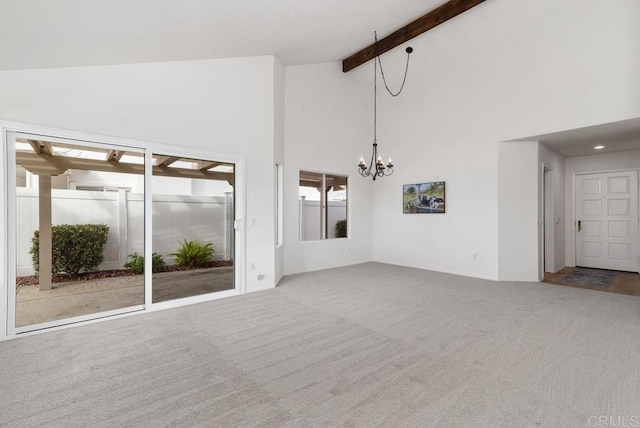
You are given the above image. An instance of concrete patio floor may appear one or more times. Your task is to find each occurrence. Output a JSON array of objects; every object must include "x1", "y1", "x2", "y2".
[{"x1": 16, "y1": 267, "x2": 234, "y2": 327}]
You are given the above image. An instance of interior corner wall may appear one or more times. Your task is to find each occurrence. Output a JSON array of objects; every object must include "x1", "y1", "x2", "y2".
[
  {"x1": 0, "y1": 56, "x2": 279, "y2": 293},
  {"x1": 498, "y1": 141, "x2": 540, "y2": 281},
  {"x1": 539, "y1": 144, "x2": 566, "y2": 273},
  {"x1": 564, "y1": 149, "x2": 640, "y2": 267},
  {"x1": 283, "y1": 62, "x2": 373, "y2": 274},
  {"x1": 367, "y1": 0, "x2": 640, "y2": 281}
]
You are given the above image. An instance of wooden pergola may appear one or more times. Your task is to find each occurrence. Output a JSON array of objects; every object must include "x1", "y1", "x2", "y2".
[{"x1": 15, "y1": 138, "x2": 234, "y2": 291}]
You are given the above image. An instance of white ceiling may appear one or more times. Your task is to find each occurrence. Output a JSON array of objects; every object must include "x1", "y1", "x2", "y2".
[
  {"x1": 4, "y1": 0, "x2": 639, "y2": 154},
  {"x1": 0, "y1": 0, "x2": 444, "y2": 70},
  {"x1": 516, "y1": 118, "x2": 640, "y2": 158}
]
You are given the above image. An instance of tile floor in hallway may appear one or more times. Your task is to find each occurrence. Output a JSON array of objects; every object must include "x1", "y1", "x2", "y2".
[{"x1": 544, "y1": 266, "x2": 640, "y2": 296}]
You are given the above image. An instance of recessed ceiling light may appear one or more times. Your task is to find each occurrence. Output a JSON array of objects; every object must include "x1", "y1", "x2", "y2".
[{"x1": 593, "y1": 145, "x2": 605, "y2": 150}]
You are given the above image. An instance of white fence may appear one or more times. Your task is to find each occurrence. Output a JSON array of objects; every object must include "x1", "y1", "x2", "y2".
[
  {"x1": 16, "y1": 188, "x2": 233, "y2": 276},
  {"x1": 299, "y1": 199, "x2": 347, "y2": 241}
]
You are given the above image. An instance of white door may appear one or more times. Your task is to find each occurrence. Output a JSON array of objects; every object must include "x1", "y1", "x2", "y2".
[{"x1": 575, "y1": 170, "x2": 639, "y2": 272}]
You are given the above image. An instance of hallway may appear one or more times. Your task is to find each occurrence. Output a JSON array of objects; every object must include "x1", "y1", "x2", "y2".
[{"x1": 544, "y1": 267, "x2": 640, "y2": 296}]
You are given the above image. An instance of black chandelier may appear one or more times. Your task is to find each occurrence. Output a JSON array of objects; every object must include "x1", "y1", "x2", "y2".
[{"x1": 358, "y1": 32, "x2": 413, "y2": 180}]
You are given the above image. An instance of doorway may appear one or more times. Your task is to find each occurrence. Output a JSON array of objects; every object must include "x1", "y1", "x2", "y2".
[{"x1": 574, "y1": 170, "x2": 639, "y2": 272}]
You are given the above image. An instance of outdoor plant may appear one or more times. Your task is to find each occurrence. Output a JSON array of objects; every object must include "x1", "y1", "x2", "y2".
[
  {"x1": 124, "y1": 252, "x2": 166, "y2": 274},
  {"x1": 30, "y1": 224, "x2": 109, "y2": 276},
  {"x1": 171, "y1": 239, "x2": 214, "y2": 269},
  {"x1": 335, "y1": 219, "x2": 347, "y2": 238}
]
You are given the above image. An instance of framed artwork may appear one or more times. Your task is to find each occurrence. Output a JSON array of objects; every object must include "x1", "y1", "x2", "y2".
[{"x1": 403, "y1": 181, "x2": 446, "y2": 214}]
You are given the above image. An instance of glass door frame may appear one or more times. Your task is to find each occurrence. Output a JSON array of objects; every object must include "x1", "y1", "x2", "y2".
[
  {"x1": 147, "y1": 149, "x2": 240, "y2": 308},
  {"x1": 7, "y1": 131, "x2": 148, "y2": 334},
  {"x1": 1, "y1": 122, "x2": 245, "y2": 337}
]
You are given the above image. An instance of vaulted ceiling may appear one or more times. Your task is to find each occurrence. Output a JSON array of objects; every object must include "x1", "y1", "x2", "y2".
[{"x1": 0, "y1": 0, "x2": 449, "y2": 70}]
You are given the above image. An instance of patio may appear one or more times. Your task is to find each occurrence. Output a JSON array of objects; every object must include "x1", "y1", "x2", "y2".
[{"x1": 16, "y1": 266, "x2": 234, "y2": 327}]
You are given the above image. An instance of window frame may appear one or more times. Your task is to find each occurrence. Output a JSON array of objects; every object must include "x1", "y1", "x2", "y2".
[{"x1": 298, "y1": 169, "x2": 348, "y2": 242}]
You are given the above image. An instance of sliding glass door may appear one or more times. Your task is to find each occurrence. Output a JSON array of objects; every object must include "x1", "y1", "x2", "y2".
[
  {"x1": 11, "y1": 134, "x2": 145, "y2": 330},
  {"x1": 6, "y1": 132, "x2": 239, "y2": 333},
  {"x1": 151, "y1": 154, "x2": 235, "y2": 303}
]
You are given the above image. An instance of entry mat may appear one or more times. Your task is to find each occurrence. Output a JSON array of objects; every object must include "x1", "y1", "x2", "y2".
[{"x1": 559, "y1": 267, "x2": 618, "y2": 288}]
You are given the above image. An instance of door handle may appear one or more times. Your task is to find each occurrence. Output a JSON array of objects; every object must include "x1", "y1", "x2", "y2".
[{"x1": 577, "y1": 220, "x2": 581, "y2": 232}]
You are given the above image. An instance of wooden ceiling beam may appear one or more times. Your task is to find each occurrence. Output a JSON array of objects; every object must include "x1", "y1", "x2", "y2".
[
  {"x1": 156, "y1": 156, "x2": 181, "y2": 167},
  {"x1": 106, "y1": 149, "x2": 125, "y2": 162},
  {"x1": 27, "y1": 139, "x2": 53, "y2": 155},
  {"x1": 198, "y1": 160, "x2": 223, "y2": 171},
  {"x1": 342, "y1": 0, "x2": 487, "y2": 72},
  {"x1": 299, "y1": 179, "x2": 321, "y2": 188}
]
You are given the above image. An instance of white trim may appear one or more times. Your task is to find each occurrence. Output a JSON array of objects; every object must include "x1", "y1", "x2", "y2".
[
  {"x1": 0, "y1": 130, "x2": 7, "y2": 340},
  {"x1": 148, "y1": 288, "x2": 239, "y2": 311},
  {"x1": 276, "y1": 163, "x2": 284, "y2": 247},
  {"x1": 574, "y1": 167, "x2": 640, "y2": 176},
  {"x1": 246, "y1": 282, "x2": 275, "y2": 293},
  {"x1": 235, "y1": 157, "x2": 246, "y2": 295},
  {"x1": 321, "y1": 174, "x2": 327, "y2": 240},
  {"x1": 12, "y1": 131, "x2": 145, "y2": 154},
  {"x1": 0, "y1": 119, "x2": 246, "y2": 340},
  {"x1": 6, "y1": 132, "x2": 17, "y2": 336},
  {"x1": 544, "y1": 169, "x2": 555, "y2": 273},
  {"x1": 571, "y1": 172, "x2": 577, "y2": 267},
  {"x1": 14, "y1": 305, "x2": 145, "y2": 335},
  {"x1": 538, "y1": 162, "x2": 545, "y2": 282},
  {"x1": 144, "y1": 150, "x2": 153, "y2": 307},
  {"x1": 346, "y1": 174, "x2": 351, "y2": 240}
]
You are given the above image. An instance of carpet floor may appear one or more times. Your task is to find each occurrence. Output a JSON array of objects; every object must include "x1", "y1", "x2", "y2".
[{"x1": 1, "y1": 262, "x2": 639, "y2": 427}]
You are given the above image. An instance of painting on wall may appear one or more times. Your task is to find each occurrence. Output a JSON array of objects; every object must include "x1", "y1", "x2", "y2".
[{"x1": 403, "y1": 181, "x2": 446, "y2": 214}]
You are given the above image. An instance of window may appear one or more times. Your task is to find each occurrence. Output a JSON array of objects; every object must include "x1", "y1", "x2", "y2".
[
  {"x1": 72, "y1": 185, "x2": 132, "y2": 192},
  {"x1": 299, "y1": 170, "x2": 347, "y2": 241},
  {"x1": 275, "y1": 164, "x2": 283, "y2": 246}
]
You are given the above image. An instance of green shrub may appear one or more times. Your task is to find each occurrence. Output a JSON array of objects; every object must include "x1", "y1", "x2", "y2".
[
  {"x1": 124, "y1": 252, "x2": 165, "y2": 274},
  {"x1": 30, "y1": 224, "x2": 109, "y2": 276},
  {"x1": 335, "y1": 219, "x2": 347, "y2": 238},
  {"x1": 171, "y1": 239, "x2": 214, "y2": 269}
]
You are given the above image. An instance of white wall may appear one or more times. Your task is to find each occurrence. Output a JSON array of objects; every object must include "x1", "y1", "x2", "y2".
[
  {"x1": 274, "y1": 58, "x2": 285, "y2": 284},
  {"x1": 497, "y1": 141, "x2": 540, "y2": 281},
  {"x1": 0, "y1": 56, "x2": 278, "y2": 293},
  {"x1": 367, "y1": 0, "x2": 640, "y2": 280},
  {"x1": 564, "y1": 149, "x2": 640, "y2": 267},
  {"x1": 284, "y1": 62, "x2": 373, "y2": 274},
  {"x1": 2, "y1": 0, "x2": 640, "y2": 307},
  {"x1": 539, "y1": 144, "x2": 566, "y2": 273}
]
